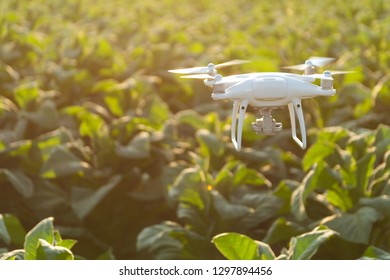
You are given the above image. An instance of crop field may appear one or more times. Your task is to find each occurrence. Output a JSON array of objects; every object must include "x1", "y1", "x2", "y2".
[{"x1": 0, "y1": 0, "x2": 389, "y2": 260}]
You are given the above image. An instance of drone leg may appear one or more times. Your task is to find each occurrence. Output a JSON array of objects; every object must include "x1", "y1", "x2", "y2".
[
  {"x1": 231, "y1": 99, "x2": 248, "y2": 151},
  {"x1": 288, "y1": 98, "x2": 307, "y2": 149}
]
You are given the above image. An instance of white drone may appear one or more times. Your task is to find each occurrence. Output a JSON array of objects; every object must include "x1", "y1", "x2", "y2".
[{"x1": 169, "y1": 57, "x2": 350, "y2": 151}]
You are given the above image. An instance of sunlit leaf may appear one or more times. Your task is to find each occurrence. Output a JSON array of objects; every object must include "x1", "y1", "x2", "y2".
[
  {"x1": 303, "y1": 142, "x2": 334, "y2": 171},
  {"x1": 287, "y1": 226, "x2": 336, "y2": 260},
  {"x1": 213, "y1": 232, "x2": 275, "y2": 260},
  {"x1": 24, "y1": 217, "x2": 54, "y2": 260},
  {"x1": 36, "y1": 239, "x2": 74, "y2": 260}
]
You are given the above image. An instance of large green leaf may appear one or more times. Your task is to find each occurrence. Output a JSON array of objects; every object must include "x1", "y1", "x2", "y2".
[
  {"x1": 322, "y1": 206, "x2": 380, "y2": 244},
  {"x1": 287, "y1": 226, "x2": 336, "y2": 260},
  {"x1": 212, "y1": 232, "x2": 275, "y2": 260},
  {"x1": 24, "y1": 217, "x2": 54, "y2": 260}
]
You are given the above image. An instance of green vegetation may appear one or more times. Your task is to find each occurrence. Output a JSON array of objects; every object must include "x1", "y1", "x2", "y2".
[{"x1": 0, "y1": 0, "x2": 389, "y2": 260}]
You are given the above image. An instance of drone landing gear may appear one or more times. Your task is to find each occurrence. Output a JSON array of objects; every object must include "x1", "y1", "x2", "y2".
[
  {"x1": 288, "y1": 98, "x2": 307, "y2": 149},
  {"x1": 251, "y1": 100, "x2": 307, "y2": 150},
  {"x1": 231, "y1": 99, "x2": 248, "y2": 151}
]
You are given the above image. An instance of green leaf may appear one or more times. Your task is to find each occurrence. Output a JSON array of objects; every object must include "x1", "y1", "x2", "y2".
[
  {"x1": 287, "y1": 226, "x2": 336, "y2": 260},
  {"x1": 142, "y1": 95, "x2": 171, "y2": 129},
  {"x1": 196, "y1": 129, "x2": 224, "y2": 157},
  {"x1": 234, "y1": 192, "x2": 282, "y2": 228},
  {"x1": 115, "y1": 131, "x2": 151, "y2": 159},
  {"x1": 168, "y1": 167, "x2": 209, "y2": 209},
  {"x1": 211, "y1": 190, "x2": 253, "y2": 220},
  {"x1": 175, "y1": 110, "x2": 208, "y2": 130},
  {"x1": 323, "y1": 206, "x2": 380, "y2": 244},
  {"x1": 0, "y1": 214, "x2": 26, "y2": 247},
  {"x1": 0, "y1": 169, "x2": 34, "y2": 198},
  {"x1": 233, "y1": 165, "x2": 271, "y2": 187},
  {"x1": 374, "y1": 125, "x2": 390, "y2": 158},
  {"x1": 359, "y1": 195, "x2": 390, "y2": 216},
  {"x1": 177, "y1": 203, "x2": 206, "y2": 232},
  {"x1": 40, "y1": 145, "x2": 90, "y2": 178},
  {"x1": 303, "y1": 142, "x2": 334, "y2": 171},
  {"x1": 257, "y1": 241, "x2": 277, "y2": 260},
  {"x1": 96, "y1": 248, "x2": 116, "y2": 260},
  {"x1": 71, "y1": 175, "x2": 121, "y2": 219},
  {"x1": 53, "y1": 230, "x2": 77, "y2": 250},
  {"x1": 136, "y1": 222, "x2": 183, "y2": 260},
  {"x1": 362, "y1": 245, "x2": 390, "y2": 260},
  {"x1": 24, "y1": 99, "x2": 59, "y2": 130},
  {"x1": 0, "y1": 249, "x2": 25, "y2": 260},
  {"x1": 24, "y1": 217, "x2": 54, "y2": 260},
  {"x1": 263, "y1": 217, "x2": 304, "y2": 245},
  {"x1": 36, "y1": 239, "x2": 74, "y2": 260},
  {"x1": 0, "y1": 215, "x2": 11, "y2": 245},
  {"x1": 213, "y1": 232, "x2": 275, "y2": 260},
  {"x1": 14, "y1": 81, "x2": 39, "y2": 108},
  {"x1": 355, "y1": 152, "x2": 376, "y2": 195},
  {"x1": 105, "y1": 94, "x2": 123, "y2": 116}
]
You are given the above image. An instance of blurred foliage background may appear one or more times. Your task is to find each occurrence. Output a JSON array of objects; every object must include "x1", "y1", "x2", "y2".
[{"x1": 0, "y1": 0, "x2": 389, "y2": 260}]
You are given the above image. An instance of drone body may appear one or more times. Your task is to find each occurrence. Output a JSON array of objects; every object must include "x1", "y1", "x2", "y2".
[{"x1": 169, "y1": 57, "x2": 349, "y2": 151}]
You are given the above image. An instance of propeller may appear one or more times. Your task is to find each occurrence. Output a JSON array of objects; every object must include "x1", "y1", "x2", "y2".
[
  {"x1": 180, "y1": 74, "x2": 215, "y2": 79},
  {"x1": 308, "y1": 70, "x2": 354, "y2": 80},
  {"x1": 168, "y1": 59, "x2": 250, "y2": 76},
  {"x1": 282, "y1": 57, "x2": 335, "y2": 71}
]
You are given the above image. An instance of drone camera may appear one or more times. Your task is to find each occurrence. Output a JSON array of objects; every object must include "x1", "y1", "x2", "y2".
[{"x1": 251, "y1": 109, "x2": 283, "y2": 135}]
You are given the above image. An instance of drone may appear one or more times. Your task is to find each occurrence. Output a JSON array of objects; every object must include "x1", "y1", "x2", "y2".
[{"x1": 169, "y1": 57, "x2": 350, "y2": 151}]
